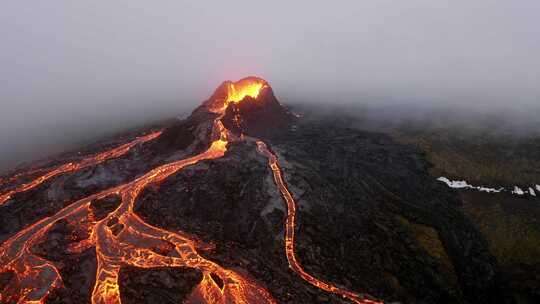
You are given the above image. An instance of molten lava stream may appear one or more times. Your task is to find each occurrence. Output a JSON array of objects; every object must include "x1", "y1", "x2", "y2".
[
  {"x1": 0, "y1": 131, "x2": 162, "y2": 206},
  {"x1": 256, "y1": 141, "x2": 382, "y2": 304},
  {"x1": 0, "y1": 188, "x2": 119, "y2": 303},
  {"x1": 1, "y1": 77, "x2": 379, "y2": 303},
  {"x1": 0, "y1": 118, "x2": 275, "y2": 304}
]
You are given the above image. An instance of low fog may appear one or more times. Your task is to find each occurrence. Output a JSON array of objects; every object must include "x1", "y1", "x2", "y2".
[{"x1": 1, "y1": 1, "x2": 539, "y2": 172}]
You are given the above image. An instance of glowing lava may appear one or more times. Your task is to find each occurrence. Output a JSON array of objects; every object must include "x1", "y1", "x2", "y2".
[
  {"x1": 0, "y1": 131, "x2": 162, "y2": 206},
  {"x1": 225, "y1": 79, "x2": 266, "y2": 105},
  {"x1": 0, "y1": 77, "x2": 381, "y2": 304},
  {"x1": 0, "y1": 117, "x2": 274, "y2": 304},
  {"x1": 206, "y1": 76, "x2": 268, "y2": 113},
  {"x1": 256, "y1": 141, "x2": 382, "y2": 304}
]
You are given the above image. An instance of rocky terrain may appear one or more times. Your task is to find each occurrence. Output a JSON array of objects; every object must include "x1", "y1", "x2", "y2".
[
  {"x1": 1, "y1": 78, "x2": 534, "y2": 303},
  {"x1": 292, "y1": 103, "x2": 540, "y2": 303},
  {"x1": 134, "y1": 119, "x2": 506, "y2": 303}
]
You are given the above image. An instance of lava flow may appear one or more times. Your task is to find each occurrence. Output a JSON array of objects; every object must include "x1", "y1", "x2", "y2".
[
  {"x1": 256, "y1": 141, "x2": 381, "y2": 304},
  {"x1": 0, "y1": 77, "x2": 381, "y2": 304},
  {"x1": 0, "y1": 131, "x2": 162, "y2": 206}
]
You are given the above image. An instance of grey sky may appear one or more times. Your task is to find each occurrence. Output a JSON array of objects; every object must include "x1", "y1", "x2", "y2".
[{"x1": 1, "y1": 1, "x2": 539, "y2": 171}]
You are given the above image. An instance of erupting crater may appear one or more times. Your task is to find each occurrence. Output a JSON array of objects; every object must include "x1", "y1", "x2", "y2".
[
  {"x1": 224, "y1": 77, "x2": 268, "y2": 108},
  {"x1": 204, "y1": 76, "x2": 269, "y2": 113},
  {"x1": 0, "y1": 77, "x2": 381, "y2": 304}
]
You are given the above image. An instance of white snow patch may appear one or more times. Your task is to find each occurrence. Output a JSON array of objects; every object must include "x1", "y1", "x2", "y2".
[
  {"x1": 512, "y1": 186, "x2": 524, "y2": 195},
  {"x1": 477, "y1": 186, "x2": 503, "y2": 193},
  {"x1": 438, "y1": 177, "x2": 539, "y2": 197},
  {"x1": 436, "y1": 177, "x2": 502, "y2": 193},
  {"x1": 436, "y1": 177, "x2": 471, "y2": 189}
]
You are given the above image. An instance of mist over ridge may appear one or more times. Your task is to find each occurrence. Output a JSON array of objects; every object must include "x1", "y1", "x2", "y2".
[{"x1": 1, "y1": 1, "x2": 539, "y2": 171}]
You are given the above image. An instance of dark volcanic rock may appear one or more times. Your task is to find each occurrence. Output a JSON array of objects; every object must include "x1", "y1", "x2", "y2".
[
  {"x1": 222, "y1": 86, "x2": 296, "y2": 138},
  {"x1": 0, "y1": 270, "x2": 16, "y2": 297},
  {"x1": 90, "y1": 194, "x2": 121, "y2": 221},
  {"x1": 45, "y1": 249, "x2": 97, "y2": 304},
  {"x1": 198, "y1": 76, "x2": 297, "y2": 138},
  {"x1": 119, "y1": 266, "x2": 202, "y2": 304},
  {"x1": 271, "y1": 122, "x2": 501, "y2": 304},
  {"x1": 25, "y1": 218, "x2": 98, "y2": 304},
  {"x1": 0, "y1": 109, "x2": 215, "y2": 244},
  {"x1": 133, "y1": 119, "x2": 502, "y2": 303},
  {"x1": 150, "y1": 110, "x2": 216, "y2": 156},
  {"x1": 0, "y1": 83, "x2": 511, "y2": 304},
  {"x1": 134, "y1": 142, "x2": 351, "y2": 303},
  {"x1": 135, "y1": 142, "x2": 273, "y2": 246}
]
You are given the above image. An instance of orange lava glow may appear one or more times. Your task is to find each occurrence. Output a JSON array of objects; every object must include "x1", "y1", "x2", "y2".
[
  {"x1": 226, "y1": 80, "x2": 266, "y2": 105},
  {"x1": 0, "y1": 116, "x2": 274, "y2": 304},
  {"x1": 0, "y1": 78, "x2": 381, "y2": 304},
  {"x1": 210, "y1": 77, "x2": 267, "y2": 113},
  {"x1": 0, "y1": 131, "x2": 162, "y2": 206},
  {"x1": 256, "y1": 141, "x2": 382, "y2": 304}
]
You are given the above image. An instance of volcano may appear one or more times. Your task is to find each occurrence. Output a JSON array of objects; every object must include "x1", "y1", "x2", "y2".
[
  {"x1": 199, "y1": 76, "x2": 295, "y2": 137},
  {"x1": 0, "y1": 77, "x2": 503, "y2": 304}
]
